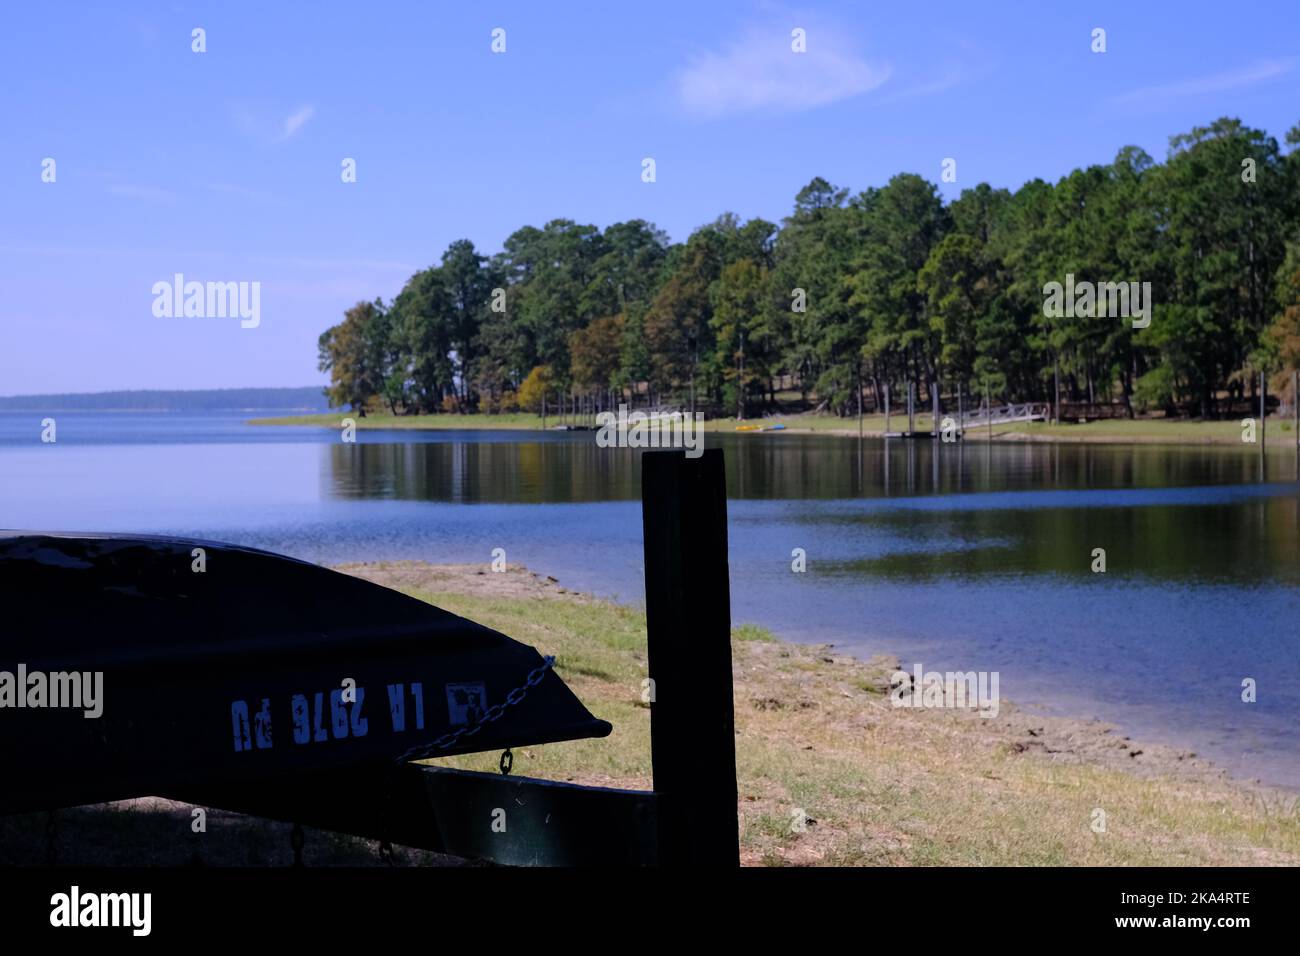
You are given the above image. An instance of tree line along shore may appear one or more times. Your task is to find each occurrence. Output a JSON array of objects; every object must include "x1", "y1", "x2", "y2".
[{"x1": 315, "y1": 115, "x2": 1300, "y2": 429}]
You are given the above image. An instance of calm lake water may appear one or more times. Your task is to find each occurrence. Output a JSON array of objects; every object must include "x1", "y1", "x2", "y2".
[{"x1": 3, "y1": 410, "x2": 1299, "y2": 788}]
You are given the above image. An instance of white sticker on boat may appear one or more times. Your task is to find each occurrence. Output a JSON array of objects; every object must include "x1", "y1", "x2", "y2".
[{"x1": 445, "y1": 682, "x2": 487, "y2": 726}]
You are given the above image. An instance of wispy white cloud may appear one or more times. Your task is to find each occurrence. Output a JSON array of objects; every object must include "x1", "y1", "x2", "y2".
[
  {"x1": 1111, "y1": 58, "x2": 1295, "y2": 107},
  {"x1": 880, "y1": 37, "x2": 987, "y2": 102},
  {"x1": 106, "y1": 184, "x2": 174, "y2": 203},
  {"x1": 675, "y1": 24, "x2": 891, "y2": 118},
  {"x1": 230, "y1": 104, "x2": 317, "y2": 143},
  {"x1": 277, "y1": 105, "x2": 315, "y2": 141}
]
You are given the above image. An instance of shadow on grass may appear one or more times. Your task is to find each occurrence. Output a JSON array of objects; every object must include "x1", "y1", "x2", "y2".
[{"x1": 0, "y1": 798, "x2": 469, "y2": 867}]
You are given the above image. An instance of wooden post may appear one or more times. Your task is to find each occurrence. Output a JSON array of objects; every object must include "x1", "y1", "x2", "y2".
[
  {"x1": 907, "y1": 380, "x2": 915, "y2": 435},
  {"x1": 641, "y1": 449, "x2": 738, "y2": 866},
  {"x1": 884, "y1": 383, "x2": 891, "y2": 436},
  {"x1": 957, "y1": 382, "x2": 964, "y2": 437},
  {"x1": 1293, "y1": 370, "x2": 1298, "y2": 447}
]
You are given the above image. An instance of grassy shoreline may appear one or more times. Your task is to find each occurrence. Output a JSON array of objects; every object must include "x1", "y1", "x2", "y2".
[
  {"x1": 3, "y1": 561, "x2": 1295, "y2": 866},
  {"x1": 349, "y1": 562, "x2": 1300, "y2": 866},
  {"x1": 249, "y1": 411, "x2": 1300, "y2": 446}
]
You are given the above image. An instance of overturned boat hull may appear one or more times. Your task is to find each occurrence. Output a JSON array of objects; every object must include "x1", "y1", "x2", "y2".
[{"x1": 0, "y1": 532, "x2": 611, "y2": 815}]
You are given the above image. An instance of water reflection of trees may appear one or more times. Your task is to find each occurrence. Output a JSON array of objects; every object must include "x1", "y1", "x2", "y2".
[
  {"x1": 325, "y1": 436, "x2": 1291, "y2": 504},
  {"x1": 828, "y1": 494, "x2": 1300, "y2": 585}
]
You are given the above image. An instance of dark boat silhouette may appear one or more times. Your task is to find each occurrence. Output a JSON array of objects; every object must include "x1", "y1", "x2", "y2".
[{"x1": 0, "y1": 532, "x2": 611, "y2": 815}]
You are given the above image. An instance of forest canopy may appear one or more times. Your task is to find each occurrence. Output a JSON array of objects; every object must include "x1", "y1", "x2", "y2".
[{"x1": 318, "y1": 116, "x2": 1300, "y2": 420}]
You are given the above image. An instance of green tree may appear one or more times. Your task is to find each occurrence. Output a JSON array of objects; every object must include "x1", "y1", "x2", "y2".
[
  {"x1": 643, "y1": 229, "x2": 725, "y2": 409},
  {"x1": 1147, "y1": 118, "x2": 1293, "y2": 415},
  {"x1": 317, "y1": 299, "x2": 390, "y2": 414},
  {"x1": 710, "y1": 259, "x2": 772, "y2": 418},
  {"x1": 849, "y1": 174, "x2": 949, "y2": 409},
  {"x1": 569, "y1": 315, "x2": 625, "y2": 404},
  {"x1": 439, "y1": 239, "x2": 494, "y2": 410},
  {"x1": 517, "y1": 364, "x2": 553, "y2": 413},
  {"x1": 388, "y1": 269, "x2": 453, "y2": 413},
  {"x1": 919, "y1": 233, "x2": 990, "y2": 397}
]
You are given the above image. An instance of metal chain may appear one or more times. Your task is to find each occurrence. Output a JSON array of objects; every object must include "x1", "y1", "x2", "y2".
[
  {"x1": 393, "y1": 656, "x2": 554, "y2": 765},
  {"x1": 376, "y1": 655, "x2": 555, "y2": 859}
]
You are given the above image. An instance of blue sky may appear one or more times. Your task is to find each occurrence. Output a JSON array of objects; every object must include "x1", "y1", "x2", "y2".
[{"x1": 1, "y1": 0, "x2": 1296, "y2": 394}]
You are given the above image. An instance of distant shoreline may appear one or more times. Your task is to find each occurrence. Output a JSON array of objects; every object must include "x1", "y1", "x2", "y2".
[
  {"x1": 249, "y1": 411, "x2": 1300, "y2": 447},
  {"x1": 0, "y1": 386, "x2": 329, "y2": 414},
  {"x1": 0, "y1": 406, "x2": 327, "y2": 414}
]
